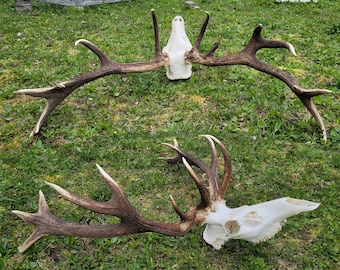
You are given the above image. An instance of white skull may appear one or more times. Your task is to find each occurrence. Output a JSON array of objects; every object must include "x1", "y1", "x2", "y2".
[
  {"x1": 162, "y1": 16, "x2": 193, "y2": 80},
  {"x1": 203, "y1": 197, "x2": 320, "y2": 249}
]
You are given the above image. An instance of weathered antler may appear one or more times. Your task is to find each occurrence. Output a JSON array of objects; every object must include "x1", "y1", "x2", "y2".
[
  {"x1": 185, "y1": 13, "x2": 331, "y2": 140},
  {"x1": 13, "y1": 135, "x2": 319, "y2": 252}
]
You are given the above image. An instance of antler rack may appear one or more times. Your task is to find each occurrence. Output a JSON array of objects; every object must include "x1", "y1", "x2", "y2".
[
  {"x1": 12, "y1": 135, "x2": 231, "y2": 252},
  {"x1": 13, "y1": 135, "x2": 320, "y2": 252},
  {"x1": 15, "y1": 10, "x2": 331, "y2": 139}
]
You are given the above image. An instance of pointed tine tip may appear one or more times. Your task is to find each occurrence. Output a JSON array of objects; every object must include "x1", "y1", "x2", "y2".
[
  {"x1": 169, "y1": 195, "x2": 178, "y2": 211},
  {"x1": 161, "y1": 142, "x2": 172, "y2": 147},
  {"x1": 17, "y1": 230, "x2": 48, "y2": 253},
  {"x1": 14, "y1": 89, "x2": 23, "y2": 94},
  {"x1": 75, "y1": 39, "x2": 92, "y2": 47},
  {"x1": 161, "y1": 139, "x2": 179, "y2": 148},
  {"x1": 287, "y1": 42, "x2": 297, "y2": 56},
  {"x1": 322, "y1": 132, "x2": 327, "y2": 142},
  {"x1": 44, "y1": 181, "x2": 60, "y2": 191},
  {"x1": 161, "y1": 142, "x2": 179, "y2": 151},
  {"x1": 38, "y1": 190, "x2": 51, "y2": 212},
  {"x1": 96, "y1": 164, "x2": 119, "y2": 187},
  {"x1": 96, "y1": 163, "x2": 109, "y2": 177},
  {"x1": 38, "y1": 189, "x2": 45, "y2": 199},
  {"x1": 95, "y1": 163, "x2": 102, "y2": 171},
  {"x1": 11, "y1": 210, "x2": 30, "y2": 220},
  {"x1": 75, "y1": 39, "x2": 85, "y2": 46},
  {"x1": 18, "y1": 245, "x2": 28, "y2": 254},
  {"x1": 169, "y1": 195, "x2": 176, "y2": 206},
  {"x1": 200, "y1": 134, "x2": 217, "y2": 151},
  {"x1": 200, "y1": 134, "x2": 220, "y2": 143},
  {"x1": 199, "y1": 134, "x2": 212, "y2": 140},
  {"x1": 182, "y1": 157, "x2": 190, "y2": 168},
  {"x1": 44, "y1": 181, "x2": 70, "y2": 202},
  {"x1": 170, "y1": 195, "x2": 187, "y2": 220},
  {"x1": 29, "y1": 130, "x2": 36, "y2": 137}
]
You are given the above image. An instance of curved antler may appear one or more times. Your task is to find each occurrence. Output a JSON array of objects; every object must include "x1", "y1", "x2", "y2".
[
  {"x1": 16, "y1": 9, "x2": 168, "y2": 137},
  {"x1": 186, "y1": 13, "x2": 331, "y2": 141}
]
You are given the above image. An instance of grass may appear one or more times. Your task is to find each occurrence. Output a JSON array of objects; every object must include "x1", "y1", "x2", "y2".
[{"x1": 0, "y1": 0, "x2": 339, "y2": 269}]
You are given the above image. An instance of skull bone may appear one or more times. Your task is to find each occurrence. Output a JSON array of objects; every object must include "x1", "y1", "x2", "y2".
[{"x1": 203, "y1": 197, "x2": 320, "y2": 249}]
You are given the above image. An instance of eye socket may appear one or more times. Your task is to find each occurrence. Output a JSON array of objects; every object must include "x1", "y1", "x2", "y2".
[{"x1": 225, "y1": 220, "x2": 240, "y2": 235}]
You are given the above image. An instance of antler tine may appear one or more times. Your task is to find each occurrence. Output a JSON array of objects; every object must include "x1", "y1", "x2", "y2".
[
  {"x1": 199, "y1": 135, "x2": 219, "y2": 201},
  {"x1": 294, "y1": 85, "x2": 331, "y2": 141},
  {"x1": 169, "y1": 195, "x2": 188, "y2": 221},
  {"x1": 12, "y1": 190, "x2": 52, "y2": 253},
  {"x1": 193, "y1": 12, "x2": 210, "y2": 50},
  {"x1": 161, "y1": 141, "x2": 210, "y2": 172},
  {"x1": 162, "y1": 136, "x2": 231, "y2": 204},
  {"x1": 181, "y1": 157, "x2": 210, "y2": 209},
  {"x1": 245, "y1": 24, "x2": 297, "y2": 55},
  {"x1": 75, "y1": 39, "x2": 112, "y2": 66},
  {"x1": 203, "y1": 135, "x2": 232, "y2": 200},
  {"x1": 160, "y1": 139, "x2": 182, "y2": 163},
  {"x1": 43, "y1": 164, "x2": 136, "y2": 217},
  {"x1": 161, "y1": 140, "x2": 212, "y2": 208},
  {"x1": 151, "y1": 9, "x2": 162, "y2": 58},
  {"x1": 168, "y1": 157, "x2": 210, "y2": 219}
]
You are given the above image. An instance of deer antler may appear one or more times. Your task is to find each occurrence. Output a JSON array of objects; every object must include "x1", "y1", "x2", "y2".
[
  {"x1": 16, "y1": 10, "x2": 330, "y2": 139},
  {"x1": 186, "y1": 13, "x2": 331, "y2": 140},
  {"x1": 13, "y1": 135, "x2": 319, "y2": 252},
  {"x1": 15, "y1": 9, "x2": 168, "y2": 137}
]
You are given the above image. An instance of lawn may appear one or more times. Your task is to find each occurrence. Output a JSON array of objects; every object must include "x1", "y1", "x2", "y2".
[{"x1": 0, "y1": 0, "x2": 339, "y2": 269}]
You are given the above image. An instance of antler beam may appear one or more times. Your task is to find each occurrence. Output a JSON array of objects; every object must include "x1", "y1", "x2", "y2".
[
  {"x1": 16, "y1": 10, "x2": 331, "y2": 139},
  {"x1": 186, "y1": 14, "x2": 331, "y2": 140},
  {"x1": 13, "y1": 135, "x2": 319, "y2": 252}
]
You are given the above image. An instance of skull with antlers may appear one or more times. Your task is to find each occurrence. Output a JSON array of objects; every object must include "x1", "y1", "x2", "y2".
[
  {"x1": 13, "y1": 135, "x2": 319, "y2": 252},
  {"x1": 15, "y1": 10, "x2": 331, "y2": 140}
]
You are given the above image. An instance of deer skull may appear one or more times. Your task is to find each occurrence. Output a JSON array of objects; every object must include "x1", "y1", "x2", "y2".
[
  {"x1": 203, "y1": 198, "x2": 320, "y2": 249},
  {"x1": 162, "y1": 16, "x2": 193, "y2": 80}
]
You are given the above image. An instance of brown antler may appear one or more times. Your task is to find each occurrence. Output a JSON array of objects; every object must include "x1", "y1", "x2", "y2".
[
  {"x1": 12, "y1": 135, "x2": 229, "y2": 253},
  {"x1": 16, "y1": 9, "x2": 168, "y2": 137},
  {"x1": 186, "y1": 13, "x2": 331, "y2": 140}
]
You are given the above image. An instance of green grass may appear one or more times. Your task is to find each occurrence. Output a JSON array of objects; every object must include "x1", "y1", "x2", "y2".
[{"x1": 0, "y1": 0, "x2": 339, "y2": 269}]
